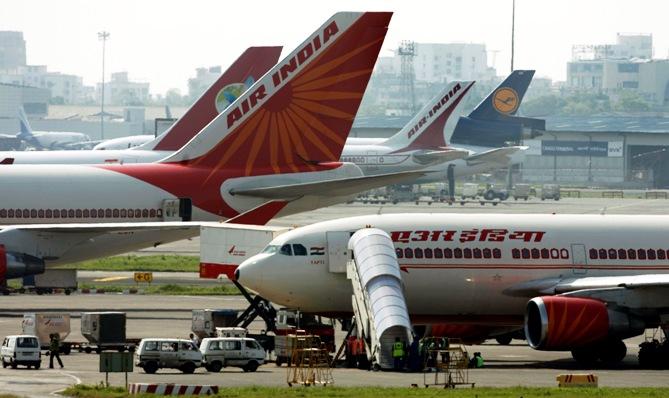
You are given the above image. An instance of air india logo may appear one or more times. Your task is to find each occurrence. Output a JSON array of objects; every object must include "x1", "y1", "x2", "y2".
[
  {"x1": 492, "y1": 87, "x2": 519, "y2": 114},
  {"x1": 215, "y1": 77, "x2": 255, "y2": 113}
]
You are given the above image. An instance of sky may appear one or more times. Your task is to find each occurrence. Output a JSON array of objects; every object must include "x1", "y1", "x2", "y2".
[{"x1": 4, "y1": 0, "x2": 669, "y2": 95}]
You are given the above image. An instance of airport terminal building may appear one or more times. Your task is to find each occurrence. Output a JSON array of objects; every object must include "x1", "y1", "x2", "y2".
[{"x1": 351, "y1": 115, "x2": 669, "y2": 189}]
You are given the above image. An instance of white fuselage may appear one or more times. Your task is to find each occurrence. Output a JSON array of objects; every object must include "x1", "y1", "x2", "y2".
[
  {"x1": 237, "y1": 213, "x2": 669, "y2": 325},
  {"x1": 93, "y1": 135, "x2": 155, "y2": 150},
  {"x1": 0, "y1": 149, "x2": 170, "y2": 165},
  {"x1": 32, "y1": 132, "x2": 90, "y2": 148}
]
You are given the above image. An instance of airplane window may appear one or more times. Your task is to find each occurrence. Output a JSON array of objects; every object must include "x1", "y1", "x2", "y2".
[
  {"x1": 434, "y1": 248, "x2": 443, "y2": 259},
  {"x1": 648, "y1": 249, "x2": 656, "y2": 260},
  {"x1": 541, "y1": 248, "x2": 550, "y2": 259},
  {"x1": 0, "y1": 210, "x2": 6, "y2": 218},
  {"x1": 76, "y1": 209, "x2": 82, "y2": 218},
  {"x1": 638, "y1": 249, "x2": 646, "y2": 260},
  {"x1": 120, "y1": 209, "x2": 127, "y2": 217},
  {"x1": 560, "y1": 249, "x2": 569, "y2": 259},
  {"x1": 90, "y1": 209, "x2": 97, "y2": 218},
  {"x1": 292, "y1": 244, "x2": 307, "y2": 256},
  {"x1": 521, "y1": 249, "x2": 530, "y2": 259},
  {"x1": 30, "y1": 209, "x2": 37, "y2": 218},
  {"x1": 43, "y1": 209, "x2": 50, "y2": 218},
  {"x1": 444, "y1": 248, "x2": 452, "y2": 259},
  {"x1": 454, "y1": 248, "x2": 462, "y2": 259},
  {"x1": 531, "y1": 249, "x2": 540, "y2": 259},
  {"x1": 658, "y1": 250, "x2": 666, "y2": 260},
  {"x1": 395, "y1": 248, "x2": 403, "y2": 259},
  {"x1": 68, "y1": 209, "x2": 75, "y2": 218},
  {"x1": 493, "y1": 248, "x2": 501, "y2": 259},
  {"x1": 424, "y1": 248, "x2": 433, "y2": 259},
  {"x1": 598, "y1": 249, "x2": 607, "y2": 260},
  {"x1": 628, "y1": 249, "x2": 636, "y2": 260},
  {"x1": 52, "y1": 209, "x2": 59, "y2": 218},
  {"x1": 279, "y1": 244, "x2": 292, "y2": 256},
  {"x1": 107, "y1": 209, "x2": 113, "y2": 218},
  {"x1": 142, "y1": 209, "x2": 149, "y2": 218},
  {"x1": 550, "y1": 248, "x2": 559, "y2": 259},
  {"x1": 60, "y1": 209, "x2": 67, "y2": 218},
  {"x1": 134, "y1": 209, "x2": 141, "y2": 218},
  {"x1": 414, "y1": 248, "x2": 423, "y2": 259},
  {"x1": 618, "y1": 249, "x2": 627, "y2": 260},
  {"x1": 463, "y1": 248, "x2": 472, "y2": 259},
  {"x1": 149, "y1": 209, "x2": 156, "y2": 218},
  {"x1": 483, "y1": 248, "x2": 491, "y2": 259},
  {"x1": 262, "y1": 245, "x2": 279, "y2": 254},
  {"x1": 404, "y1": 248, "x2": 413, "y2": 259},
  {"x1": 589, "y1": 248, "x2": 598, "y2": 259},
  {"x1": 473, "y1": 248, "x2": 482, "y2": 259},
  {"x1": 608, "y1": 249, "x2": 617, "y2": 260},
  {"x1": 83, "y1": 209, "x2": 90, "y2": 217},
  {"x1": 23, "y1": 209, "x2": 29, "y2": 218},
  {"x1": 113, "y1": 209, "x2": 119, "y2": 218}
]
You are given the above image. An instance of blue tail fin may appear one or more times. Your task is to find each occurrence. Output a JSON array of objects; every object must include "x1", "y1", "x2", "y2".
[
  {"x1": 16, "y1": 107, "x2": 41, "y2": 148},
  {"x1": 468, "y1": 70, "x2": 534, "y2": 120}
]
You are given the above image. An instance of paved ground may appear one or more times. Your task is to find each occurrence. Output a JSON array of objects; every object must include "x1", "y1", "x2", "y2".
[{"x1": 5, "y1": 197, "x2": 669, "y2": 396}]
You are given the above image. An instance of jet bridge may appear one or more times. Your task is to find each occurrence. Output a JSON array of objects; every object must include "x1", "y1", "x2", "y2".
[{"x1": 347, "y1": 228, "x2": 412, "y2": 370}]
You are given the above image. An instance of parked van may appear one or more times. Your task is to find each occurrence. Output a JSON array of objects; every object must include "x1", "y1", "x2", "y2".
[
  {"x1": 135, "y1": 338, "x2": 201, "y2": 374},
  {"x1": 200, "y1": 337, "x2": 265, "y2": 372},
  {"x1": 1, "y1": 335, "x2": 41, "y2": 369}
]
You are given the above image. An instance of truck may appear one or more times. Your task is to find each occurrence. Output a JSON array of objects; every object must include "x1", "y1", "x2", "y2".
[
  {"x1": 199, "y1": 224, "x2": 289, "y2": 280},
  {"x1": 21, "y1": 313, "x2": 73, "y2": 354},
  {"x1": 512, "y1": 183, "x2": 531, "y2": 200},
  {"x1": 541, "y1": 184, "x2": 561, "y2": 200},
  {"x1": 20, "y1": 269, "x2": 77, "y2": 295},
  {"x1": 273, "y1": 309, "x2": 334, "y2": 366},
  {"x1": 80, "y1": 312, "x2": 139, "y2": 353},
  {"x1": 460, "y1": 183, "x2": 479, "y2": 201}
]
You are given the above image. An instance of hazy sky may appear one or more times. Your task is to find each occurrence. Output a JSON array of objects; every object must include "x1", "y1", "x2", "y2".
[{"x1": 5, "y1": 0, "x2": 669, "y2": 95}]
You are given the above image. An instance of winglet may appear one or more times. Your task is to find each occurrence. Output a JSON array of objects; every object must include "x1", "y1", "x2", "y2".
[{"x1": 225, "y1": 200, "x2": 288, "y2": 226}]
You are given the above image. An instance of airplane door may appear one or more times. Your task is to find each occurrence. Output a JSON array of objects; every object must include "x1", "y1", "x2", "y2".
[
  {"x1": 366, "y1": 151, "x2": 378, "y2": 172},
  {"x1": 571, "y1": 244, "x2": 587, "y2": 274},
  {"x1": 327, "y1": 231, "x2": 350, "y2": 273}
]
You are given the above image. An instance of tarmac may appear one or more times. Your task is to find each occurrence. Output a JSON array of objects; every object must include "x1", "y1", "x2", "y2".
[{"x1": 3, "y1": 197, "x2": 669, "y2": 396}]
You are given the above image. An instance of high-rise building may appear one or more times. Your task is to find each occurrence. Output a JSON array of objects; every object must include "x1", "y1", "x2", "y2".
[
  {"x1": 0, "y1": 31, "x2": 26, "y2": 70},
  {"x1": 98, "y1": 72, "x2": 150, "y2": 105}
]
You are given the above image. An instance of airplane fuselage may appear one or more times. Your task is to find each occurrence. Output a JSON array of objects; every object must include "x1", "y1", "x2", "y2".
[{"x1": 238, "y1": 213, "x2": 669, "y2": 326}]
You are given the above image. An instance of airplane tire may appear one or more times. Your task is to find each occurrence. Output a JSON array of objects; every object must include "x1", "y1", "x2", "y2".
[
  {"x1": 495, "y1": 335, "x2": 512, "y2": 345},
  {"x1": 571, "y1": 346, "x2": 598, "y2": 366}
]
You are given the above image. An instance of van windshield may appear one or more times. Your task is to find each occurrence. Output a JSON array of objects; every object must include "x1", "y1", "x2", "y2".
[{"x1": 17, "y1": 337, "x2": 38, "y2": 348}]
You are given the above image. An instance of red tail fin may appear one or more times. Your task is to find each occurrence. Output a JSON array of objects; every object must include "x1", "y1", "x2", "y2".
[
  {"x1": 163, "y1": 12, "x2": 392, "y2": 176},
  {"x1": 145, "y1": 46, "x2": 282, "y2": 151}
]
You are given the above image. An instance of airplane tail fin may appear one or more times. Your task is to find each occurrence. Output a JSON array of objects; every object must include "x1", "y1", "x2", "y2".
[
  {"x1": 382, "y1": 81, "x2": 474, "y2": 152},
  {"x1": 161, "y1": 12, "x2": 392, "y2": 176},
  {"x1": 467, "y1": 70, "x2": 534, "y2": 121},
  {"x1": 141, "y1": 46, "x2": 283, "y2": 151},
  {"x1": 16, "y1": 107, "x2": 40, "y2": 148}
]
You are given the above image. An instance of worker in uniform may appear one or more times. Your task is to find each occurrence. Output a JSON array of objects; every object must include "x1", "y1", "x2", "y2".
[
  {"x1": 189, "y1": 333, "x2": 200, "y2": 348},
  {"x1": 392, "y1": 337, "x2": 405, "y2": 371},
  {"x1": 49, "y1": 333, "x2": 64, "y2": 369},
  {"x1": 346, "y1": 335, "x2": 357, "y2": 368}
]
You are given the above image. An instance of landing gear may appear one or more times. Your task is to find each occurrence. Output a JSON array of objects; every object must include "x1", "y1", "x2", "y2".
[
  {"x1": 638, "y1": 329, "x2": 669, "y2": 369},
  {"x1": 446, "y1": 164, "x2": 455, "y2": 204},
  {"x1": 571, "y1": 338, "x2": 627, "y2": 365}
]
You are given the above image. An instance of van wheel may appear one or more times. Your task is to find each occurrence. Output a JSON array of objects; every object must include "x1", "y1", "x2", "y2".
[
  {"x1": 181, "y1": 362, "x2": 196, "y2": 374},
  {"x1": 10, "y1": 361, "x2": 17, "y2": 369},
  {"x1": 208, "y1": 361, "x2": 222, "y2": 373},
  {"x1": 84, "y1": 347, "x2": 92, "y2": 354},
  {"x1": 143, "y1": 361, "x2": 158, "y2": 374},
  {"x1": 35, "y1": 363, "x2": 40, "y2": 370},
  {"x1": 2, "y1": 359, "x2": 6, "y2": 368},
  {"x1": 245, "y1": 361, "x2": 259, "y2": 372},
  {"x1": 275, "y1": 357, "x2": 283, "y2": 367}
]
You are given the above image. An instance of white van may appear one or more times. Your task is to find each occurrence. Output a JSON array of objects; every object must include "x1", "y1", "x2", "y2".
[
  {"x1": 1, "y1": 335, "x2": 41, "y2": 369},
  {"x1": 200, "y1": 337, "x2": 264, "y2": 372},
  {"x1": 135, "y1": 338, "x2": 201, "y2": 374}
]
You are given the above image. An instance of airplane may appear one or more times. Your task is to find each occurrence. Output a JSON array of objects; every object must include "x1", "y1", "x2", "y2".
[
  {"x1": 92, "y1": 134, "x2": 155, "y2": 150},
  {"x1": 0, "y1": 12, "x2": 419, "y2": 282},
  {"x1": 236, "y1": 212, "x2": 669, "y2": 365},
  {"x1": 0, "y1": 46, "x2": 283, "y2": 164},
  {"x1": 340, "y1": 71, "x2": 540, "y2": 189},
  {"x1": 17, "y1": 108, "x2": 91, "y2": 150}
]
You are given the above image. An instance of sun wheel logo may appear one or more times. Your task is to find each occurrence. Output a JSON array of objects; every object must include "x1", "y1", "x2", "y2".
[{"x1": 215, "y1": 76, "x2": 255, "y2": 113}]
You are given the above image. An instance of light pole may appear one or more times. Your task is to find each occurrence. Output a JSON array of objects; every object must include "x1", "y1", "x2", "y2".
[
  {"x1": 98, "y1": 31, "x2": 110, "y2": 140},
  {"x1": 510, "y1": 0, "x2": 515, "y2": 72}
]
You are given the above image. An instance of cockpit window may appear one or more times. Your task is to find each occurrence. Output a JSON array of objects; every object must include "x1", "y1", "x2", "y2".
[
  {"x1": 293, "y1": 244, "x2": 307, "y2": 256},
  {"x1": 262, "y1": 245, "x2": 278, "y2": 254},
  {"x1": 279, "y1": 244, "x2": 292, "y2": 256}
]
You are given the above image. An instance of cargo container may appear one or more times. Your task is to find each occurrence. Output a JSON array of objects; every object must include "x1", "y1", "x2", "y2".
[
  {"x1": 22, "y1": 313, "x2": 71, "y2": 353},
  {"x1": 80, "y1": 312, "x2": 138, "y2": 353}
]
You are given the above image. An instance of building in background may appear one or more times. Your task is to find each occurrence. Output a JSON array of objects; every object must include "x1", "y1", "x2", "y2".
[
  {"x1": 0, "y1": 83, "x2": 49, "y2": 118},
  {"x1": 98, "y1": 72, "x2": 150, "y2": 105},
  {"x1": 188, "y1": 66, "x2": 221, "y2": 100},
  {"x1": 0, "y1": 31, "x2": 26, "y2": 70}
]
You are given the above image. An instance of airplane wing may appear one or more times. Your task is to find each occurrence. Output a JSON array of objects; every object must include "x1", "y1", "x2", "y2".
[
  {"x1": 465, "y1": 146, "x2": 528, "y2": 166},
  {"x1": 503, "y1": 274, "x2": 669, "y2": 310},
  {"x1": 411, "y1": 149, "x2": 469, "y2": 165},
  {"x1": 229, "y1": 170, "x2": 430, "y2": 199}
]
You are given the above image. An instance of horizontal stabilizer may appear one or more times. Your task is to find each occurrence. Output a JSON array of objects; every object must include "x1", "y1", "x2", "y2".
[
  {"x1": 229, "y1": 170, "x2": 429, "y2": 199},
  {"x1": 465, "y1": 146, "x2": 527, "y2": 166},
  {"x1": 411, "y1": 149, "x2": 469, "y2": 165},
  {"x1": 225, "y1": 200, "x2": 288, "y2": 226}
]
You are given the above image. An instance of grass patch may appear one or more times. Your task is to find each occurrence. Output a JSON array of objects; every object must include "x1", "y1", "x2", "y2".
[
  {"x1": 56, "y1": 255, "x2": 199, "y2": 272},
  {"x1": 61, "y1": 385, "x2": 669, "y2": 398},
  {"x1": 77, "y1": 283, "x2": 240, "y2": 296}
]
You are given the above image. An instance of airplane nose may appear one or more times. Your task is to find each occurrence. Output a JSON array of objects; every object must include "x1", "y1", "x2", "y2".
[
  {"x1": 236, "y1": 256, "x2": 264, "y2": 289},
  {"x1": 234, "y1": 268, "x2": 240, "y2": 282}
]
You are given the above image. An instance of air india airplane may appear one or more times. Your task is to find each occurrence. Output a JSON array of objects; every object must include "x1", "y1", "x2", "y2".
[
  {"x1": 237, "y1": 212, "x2": 669, "y2": 365},
  {"x1": 0, "y1": 47, "x2": 282, "y2": 165},
  {"x1": 0, "y1": 12, "x2": 414, "y2": 280}
]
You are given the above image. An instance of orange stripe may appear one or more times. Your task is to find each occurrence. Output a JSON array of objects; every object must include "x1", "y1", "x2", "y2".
[
  {"x1": 285, "y1": 107, "x2": 336, "y2": 160},
  {"x1": 293, "y1": 91, "x2": 363, "y2": 101},
  {"x1": 244, "y1": 111, "x2": 271, "y2": 176},
  {"x1": 294, "y1": 69, "x2": 374, "y2": 92},
  {"x1": 293, "y1": 98, "x2": 353, "y2": 119}
]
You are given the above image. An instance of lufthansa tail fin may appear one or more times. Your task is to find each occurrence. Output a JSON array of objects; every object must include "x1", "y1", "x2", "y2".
[
  {"x1": 141, "y1": 46, "x2": 282, "y2": 151},
  {"x1": 467, "y1": 70, "x2": 534, "y2": 121},
  {"x1": 382, "y1": 81, "x2": 474, "y2": 152},
  {"x1": 162, "y1": 12, "x2": 392, "y2": 176}
]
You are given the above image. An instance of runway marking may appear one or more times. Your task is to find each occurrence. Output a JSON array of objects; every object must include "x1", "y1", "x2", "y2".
[
  {"x1": 50, "y1": 370, "x2": 82, "y2": 396},
  {"x1": 93, "y1": 276, "x2": 131, "y2": 282}
]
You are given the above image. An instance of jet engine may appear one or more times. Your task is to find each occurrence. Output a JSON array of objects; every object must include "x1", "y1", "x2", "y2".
[
  {"x1": 1, "y1": 250, "x2": 45, "y2": 280},
  {"x1": 524, "y1": 296, "x2": 643, "y2": 351}
]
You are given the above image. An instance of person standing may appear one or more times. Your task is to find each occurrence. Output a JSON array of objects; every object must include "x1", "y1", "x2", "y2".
[
  {"x1": 49, "y1": 333, "x2": 63, "y2": 369},
  {"x1": 392, "y1": 337, "x2": 405, "y2": 371},
  {"x1": 189, "y1": 333, "x2": 200, "y2": 348}
]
